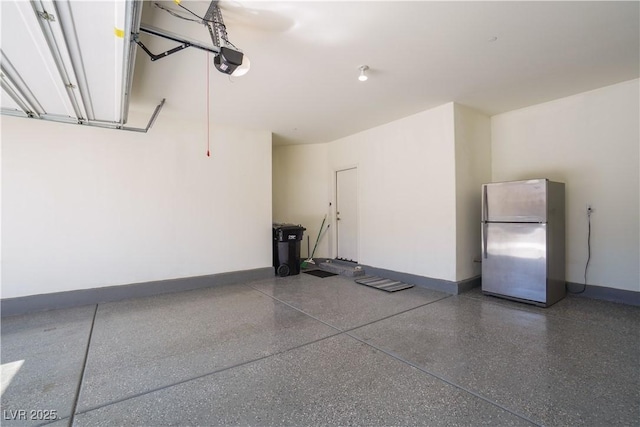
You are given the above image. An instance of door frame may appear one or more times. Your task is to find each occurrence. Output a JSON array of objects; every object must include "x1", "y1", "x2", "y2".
[{"x1": 333, "y1": 165, "x2": 359, "y2": 262}]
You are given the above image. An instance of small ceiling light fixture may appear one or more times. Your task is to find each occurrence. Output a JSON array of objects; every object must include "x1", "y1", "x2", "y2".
[
  {"x1": 231, "y1": 55, "x2": 250, "y2": 77},
  {"x1": 358, "y1": 65, "x2": 369, "y2": 82}
]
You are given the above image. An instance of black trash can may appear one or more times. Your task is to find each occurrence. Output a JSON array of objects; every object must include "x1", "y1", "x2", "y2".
[{"x1": 272, "y1": 223, "x2": 306, "y2": 277}]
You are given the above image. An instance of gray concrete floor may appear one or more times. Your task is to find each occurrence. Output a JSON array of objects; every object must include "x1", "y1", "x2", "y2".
[{"x1": 1, "y1": 273, "x2": 639, "y2": 426}]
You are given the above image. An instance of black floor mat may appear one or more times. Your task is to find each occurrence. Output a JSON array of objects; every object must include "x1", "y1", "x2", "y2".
[
  {"x1": 355, "y1": 276, "x2": 414, "y2": 292},
  {"x1": 304, "y1": 270, "x2": 338, "y2": 278}
]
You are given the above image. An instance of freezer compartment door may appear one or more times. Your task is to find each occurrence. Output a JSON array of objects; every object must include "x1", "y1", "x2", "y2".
[
  {"x1": 482, "y1": 222, "x2": 547, "y2": 303},
  {"x1": 483, "y1": 179, "x2": 547, "y2": 223}
]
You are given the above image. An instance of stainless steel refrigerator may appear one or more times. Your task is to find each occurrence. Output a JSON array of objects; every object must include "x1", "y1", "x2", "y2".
[{"x1": 481, "y1": 179, "x2": 566, "y2": 307}]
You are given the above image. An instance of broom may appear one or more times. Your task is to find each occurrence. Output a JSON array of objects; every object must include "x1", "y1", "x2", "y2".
[
  {"x1": 301, "y1": 215, "x2": 326, "y2": 269},
  {"x1": 302, "y1": 224, "x2": 331, "y2": 269}
]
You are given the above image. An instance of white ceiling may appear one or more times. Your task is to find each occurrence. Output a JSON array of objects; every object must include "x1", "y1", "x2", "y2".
[{"x1": 131, "y1": 1, "x2": 639, "y2": 145}]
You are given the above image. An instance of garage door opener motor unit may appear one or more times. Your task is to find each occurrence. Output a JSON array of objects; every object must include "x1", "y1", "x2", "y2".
[{"x1": 272, "y1": 223, "x2": 306, "y2": 277}]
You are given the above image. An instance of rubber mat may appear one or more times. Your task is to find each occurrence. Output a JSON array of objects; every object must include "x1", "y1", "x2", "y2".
[
  {"x1": 355, "y1": 276, "x2": 414, "y2": 292},
  {"x1": 304, "y1": 270, "x2": 338, "y2": 278}
]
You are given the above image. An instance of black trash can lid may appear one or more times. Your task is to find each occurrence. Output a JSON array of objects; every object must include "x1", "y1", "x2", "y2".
[{"x1": 273, "y1": 222, "x2": 306, "y2": 231}]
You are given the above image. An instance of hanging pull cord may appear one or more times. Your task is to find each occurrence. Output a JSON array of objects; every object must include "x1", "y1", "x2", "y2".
[{"x1": 206, "y1": 51, "x2": 211, "y2": 157}]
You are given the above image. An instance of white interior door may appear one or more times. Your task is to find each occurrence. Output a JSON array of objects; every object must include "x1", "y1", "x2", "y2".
[{"x1": 336, "y1": 168, "x2": 358, "y2": 262}]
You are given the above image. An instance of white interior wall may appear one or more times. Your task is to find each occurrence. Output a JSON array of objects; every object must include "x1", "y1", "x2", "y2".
[
  {"x1": 272, "y1": 143, "x2": 330, "y2": 259},
  {"x1": 1, "y1": 113, "x2": 272, "y2": 299},
  {"x1": 491, "y1": 79, "x2": 639, "y2": 292},
  {"x1": 454, "y1": 104, "x2": 492, "y2": 281},
  {"x1": 272, "y1": 103, "x2": 459, "y2": 281},
  {"x1": 326, "y1": 103, "x2": 457, "y2": 281}
]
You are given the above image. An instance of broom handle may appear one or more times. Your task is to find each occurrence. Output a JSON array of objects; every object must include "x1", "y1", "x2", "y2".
[
  {"x1": 309, "y1": 215, "x2": 326, "y2": 259},
  {"x1": 310, "y1": 223, "x2": 331, "y2": 259}
]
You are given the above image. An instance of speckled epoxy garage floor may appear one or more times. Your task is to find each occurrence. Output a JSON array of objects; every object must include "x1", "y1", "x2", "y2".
[{"x1": 2, "y1": 273, "x2": 639, "y2": 426}]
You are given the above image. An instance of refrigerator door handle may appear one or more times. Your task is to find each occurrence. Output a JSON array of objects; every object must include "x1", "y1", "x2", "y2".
[
  {"x1": 482, "y1": 185, "x2": 488, "y2": 259},
  {"x1": 482, "y1": 185, "x2": 488, "y2": 222},
  {"x1": 483, "y1": 222, "x2": 488, "y2": 259}
]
